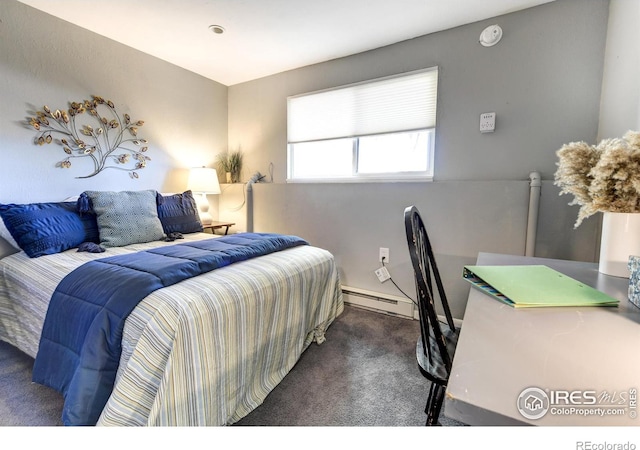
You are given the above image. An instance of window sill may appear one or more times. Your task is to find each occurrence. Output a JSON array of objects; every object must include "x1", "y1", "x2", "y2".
[{"x1": 286, "y1": 175, "x2": 434, "y2": 184}]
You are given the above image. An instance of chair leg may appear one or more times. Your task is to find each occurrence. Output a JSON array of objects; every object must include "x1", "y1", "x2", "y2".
[{"x1": 424, "y1": 382, "x2": 445, "y2": 426}]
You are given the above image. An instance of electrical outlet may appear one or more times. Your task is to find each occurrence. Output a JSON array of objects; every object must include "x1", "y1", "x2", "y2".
[
  {"x1": 479, "y1": 112, "x2": 496, "y2": 133},
  {"x1": 379, "y1": 247, "x2": 390, "y2": 263},
  {"x1": 375, "y1": 267, "x2": 391, "y2": 283}
]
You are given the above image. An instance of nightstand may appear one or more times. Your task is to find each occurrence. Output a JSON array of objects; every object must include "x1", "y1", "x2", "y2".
[{"x1": 202, "y1": 221, "x2": 235, "y2": 235}]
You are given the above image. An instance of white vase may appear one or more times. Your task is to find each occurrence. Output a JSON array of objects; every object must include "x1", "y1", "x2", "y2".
[{"x1": 598, "y1": 212, "x2": 640, "y2": 278}]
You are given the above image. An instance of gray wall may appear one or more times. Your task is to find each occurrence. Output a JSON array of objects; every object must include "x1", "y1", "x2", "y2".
[
  {"x1": 228, "y1": 0, "x2": 609, "y2": 318},
  {"x1": 252, "y1": 181, "x2": 532, "y2": 320},
  {"x1": 0, "y1": 0, "x2": 228, "y2": 204}
]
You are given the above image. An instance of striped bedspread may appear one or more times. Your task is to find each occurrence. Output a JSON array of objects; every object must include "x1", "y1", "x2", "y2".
[{"x1": 0, "y1": 232, "x2": 344, "y2": 426}]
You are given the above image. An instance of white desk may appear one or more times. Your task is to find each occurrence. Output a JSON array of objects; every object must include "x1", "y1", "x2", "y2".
[{"x1": 445, "y1": 252, "x2": 640, "y2": 426}]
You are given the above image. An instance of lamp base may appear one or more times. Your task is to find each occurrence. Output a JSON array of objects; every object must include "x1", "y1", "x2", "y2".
[
  {"x1": 194, "y1": 193, "x2": 214, "y2": 227},
  {"x1": 199, "y1": 213, "x2": 213, "y2": 227}
]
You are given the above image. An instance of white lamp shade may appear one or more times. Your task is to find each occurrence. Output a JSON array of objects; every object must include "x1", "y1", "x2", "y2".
[{"x1": 188, "y1": 167, "x2": 221, "y2": 194}]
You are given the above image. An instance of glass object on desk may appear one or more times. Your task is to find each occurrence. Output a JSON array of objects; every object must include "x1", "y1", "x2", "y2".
[{"x1": 627, "y1": 255, "x2": 640, "y2": 309}]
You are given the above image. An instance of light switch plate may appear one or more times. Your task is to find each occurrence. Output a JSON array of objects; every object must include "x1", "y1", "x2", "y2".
[{"x1": 480, "y1": 112, "x2": 496, "y2": 133}]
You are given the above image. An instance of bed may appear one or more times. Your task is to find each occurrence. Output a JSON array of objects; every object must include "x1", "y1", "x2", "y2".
[{"x1": 0, "y1": 190, "x2": 343, "y2": 426}]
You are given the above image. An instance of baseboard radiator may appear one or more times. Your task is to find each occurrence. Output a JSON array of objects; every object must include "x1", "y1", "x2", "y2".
[
  {"x1": 342, "y1": 286, "x2": 465, "y2": 328},
  {"x1": 342, "y1": 285, "x2": 415, "y2": 318}
]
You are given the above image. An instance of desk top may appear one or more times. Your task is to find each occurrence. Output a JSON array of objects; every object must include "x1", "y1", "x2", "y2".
[{"x1": 445, "y1": 252, "x2": 640, "y2": 426}]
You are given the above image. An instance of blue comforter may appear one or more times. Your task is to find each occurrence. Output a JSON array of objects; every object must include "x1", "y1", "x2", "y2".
[{"x1": 32, "y1": 233, "x2": 308, "y2": 426}]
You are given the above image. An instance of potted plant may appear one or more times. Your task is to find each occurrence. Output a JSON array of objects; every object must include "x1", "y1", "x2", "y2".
[
  {"x1": 216, "y1": 150, "x2": 243, "y2": 183},
  {"x1": 554, "y1": 130, "x2": 640, "y2": 276}
]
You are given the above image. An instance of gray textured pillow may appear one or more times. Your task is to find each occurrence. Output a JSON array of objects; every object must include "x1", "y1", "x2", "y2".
[{"x1": 85, "y1": 190, "x2": 165, "y2": 247}]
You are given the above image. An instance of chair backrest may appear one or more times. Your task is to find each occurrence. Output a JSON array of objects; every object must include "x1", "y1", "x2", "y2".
[{"x1": 404, "y1": 205, "x2": 456, "y2": 376}]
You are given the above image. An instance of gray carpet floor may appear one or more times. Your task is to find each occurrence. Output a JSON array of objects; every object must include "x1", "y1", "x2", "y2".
[
  {"x1": 0, "y1": 340, "x2": 64, "y2": 426},
  {"x1": 0, "y1": 305, "x2": 462, "y2": 426}
]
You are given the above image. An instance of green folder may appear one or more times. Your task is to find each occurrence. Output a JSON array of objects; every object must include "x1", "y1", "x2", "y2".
[{"x1": 463, "y1": 265, "x2": 619, "y2": 308}]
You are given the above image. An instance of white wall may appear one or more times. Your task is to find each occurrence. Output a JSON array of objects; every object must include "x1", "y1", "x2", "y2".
[
  {"x1": 228, "y1": 0, "x2": 609, "y2": 318},
  {"x1": 0, "y1": 0, "x2": 228, "y2": 205},
  {"x1": 598, "y1": 0, "x2": 640, "y2": 138}
]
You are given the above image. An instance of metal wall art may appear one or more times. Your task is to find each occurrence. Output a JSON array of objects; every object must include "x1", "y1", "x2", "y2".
[{"x1": 28, "y1": 95, "x2": 150, "y2": 179}]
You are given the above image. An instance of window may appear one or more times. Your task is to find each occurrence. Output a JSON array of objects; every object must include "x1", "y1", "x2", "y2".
[{"x1": 287, "y1": 68, "x2": 438, "y2": 182}]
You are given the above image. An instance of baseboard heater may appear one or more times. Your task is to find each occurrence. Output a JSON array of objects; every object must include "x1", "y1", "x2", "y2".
[{"x1": 341, "y1": 285, "x2": 415, "y2": 318}]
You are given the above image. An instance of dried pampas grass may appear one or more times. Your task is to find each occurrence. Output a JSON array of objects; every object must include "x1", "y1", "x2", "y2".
[{"x1": 554, "y1": 130, "x2": 640, "y2": 227}]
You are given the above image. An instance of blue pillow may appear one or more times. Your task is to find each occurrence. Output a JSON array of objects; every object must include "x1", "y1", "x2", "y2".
[
  {"x1": 157, "y1": 190, "x2": 203, "y2": 234},
  {"x1": 0, "y1": 202, "x2": 99, "y2": 258}
]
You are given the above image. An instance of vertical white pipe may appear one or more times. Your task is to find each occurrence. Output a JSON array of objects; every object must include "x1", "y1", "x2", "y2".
[
  {"x1": 246, "y1": 181, "x2": 253, "y2": 233},
  {"x1": 525, "y1": 171, "x2": 541, "y2": 256}
]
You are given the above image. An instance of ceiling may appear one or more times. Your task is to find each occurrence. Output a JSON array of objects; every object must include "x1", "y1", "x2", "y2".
[{"x1": 18, "y1": 0, "x2": 555, "y2": 86}]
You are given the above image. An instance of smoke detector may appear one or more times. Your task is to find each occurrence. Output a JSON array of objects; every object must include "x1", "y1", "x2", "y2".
[{"x1": 479, "y1": 25, "x2": 502, "y2": 47}]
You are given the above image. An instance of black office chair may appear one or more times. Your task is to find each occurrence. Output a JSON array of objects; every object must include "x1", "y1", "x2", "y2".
[{"x1": 404, "y1": 205, "x2": 460, "y2": 426}]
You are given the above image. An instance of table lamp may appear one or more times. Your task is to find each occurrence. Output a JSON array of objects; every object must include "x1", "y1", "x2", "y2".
[{"x1": 187, "y1": 167, "x2": 221, "y2": 226}]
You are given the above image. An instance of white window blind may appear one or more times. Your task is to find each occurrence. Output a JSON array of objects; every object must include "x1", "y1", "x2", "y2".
[{"x1": 288, "y1": 68, "x2": 438, "y2": 144}]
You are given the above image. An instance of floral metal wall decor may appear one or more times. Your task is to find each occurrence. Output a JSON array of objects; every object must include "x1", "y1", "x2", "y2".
[{"x1": 28, "y1": 95, "x2": 150, "y2": 179}]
